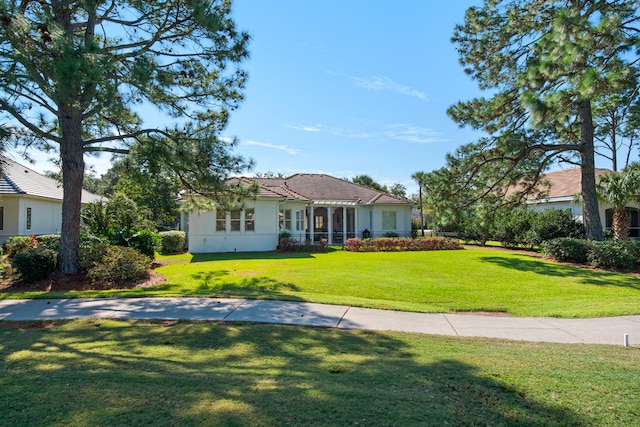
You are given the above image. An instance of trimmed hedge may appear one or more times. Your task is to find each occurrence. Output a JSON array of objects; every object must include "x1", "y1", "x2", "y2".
[
  {"x1": 541, "y1": 238, "x2": 592, "y2": 264},
  {"x1": 543, "y1": 238, "x2": 640, "y2": 270},
  {"x1": 344, "y1": 237, "x2": 463, "y2": 252},
  {"x1": 159, "y1": 231, "x2": 186, "y2": 254}
]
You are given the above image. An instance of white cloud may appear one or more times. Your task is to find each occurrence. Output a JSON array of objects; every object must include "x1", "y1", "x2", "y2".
[
  {"x1": 287, "y1": 122, "x2": 443, "y2": 144},
  {"x1": 325, "y1": 70, "x2": 427, "y2": 101},
  {"x1": 242, "y1": 140, "x2": 300, "y2": 155}
]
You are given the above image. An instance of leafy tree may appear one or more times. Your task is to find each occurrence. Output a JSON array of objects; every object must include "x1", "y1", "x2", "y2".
[
  {"x1": 448, "y1": 0, "x2": 640, "y2": 241},
  {"x1": 351, "y1": 175, "x2": 388, "y2": 192},
  {"x1": 596, "y1": 164, "x2": 640, "y2": 240},
  {"x1": 255, "y1": 171, "x2": 287, "y2": 179},
  {"x1": 0, "y1": 0, "x2": 253, "y2": 273},
  {"x1": 388, "y1": 183, "x2": 407, "y2": 198}
]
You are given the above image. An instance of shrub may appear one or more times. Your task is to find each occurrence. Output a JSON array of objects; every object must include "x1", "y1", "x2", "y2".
[
  {"x1": 528, "y1": 209, "x2": 585, "y2": 246},
  {"x1": 87, "y1": 246, "x2": 151, "y2": 283},
  {"x1": 493, "y1": 208, "x2": 535, "y2": 248},
  {"x1": 11, "y1": 246, "x2": 57, "y2": 282},
  {"x1": 128, "y1": 229, "x2": 162, "y2": 259},
  {"x1": 36, "y1": 234, "x2": 61, "y2": 251},
  {"x1": 4, "y1": 235, "x2": 33, "y2": 258},
  {"x1": 159, "y1": 230, "x2": 186, "y2": 254},
  {"x1": 77, "y1": 242, "x2": 111, "y2": 272},
  {"x1": 587, "y1": 240, "x2": 636, "y2": 270},
  {"x1": 278, "y1": 238, "x2": 328, "y2": 252},
  {"x1": 382, "y1": 231, "x2": 399, "y2": 238},
  {"x1": 541, "y1": 238, "x2": 592, "y2": 263},
  {"x1": 459, "y1": 216, "x2": 493, "y2": 246},
  {"x1": 344, "y1": 237, "x2": 462, "y2": 252}
]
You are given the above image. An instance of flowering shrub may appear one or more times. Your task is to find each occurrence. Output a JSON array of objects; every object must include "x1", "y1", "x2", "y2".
[
  {"x1": 344, "y1": 237, "x2": 462, "y2": 252},
  {"x1": 278, "y1": 238, "x2": 328, "y2": 252}
]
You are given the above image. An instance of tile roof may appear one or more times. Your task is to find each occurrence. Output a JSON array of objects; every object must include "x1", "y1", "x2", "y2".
[
  {"x1": 251, "y1": 174, "x2": 411, "y2": 205},
  {"x1": 528, "y1": 167, "x2": 611, "y2": 200},
  {"x1": 0, "y1": 156, "x2": 103, "y2": 203}
]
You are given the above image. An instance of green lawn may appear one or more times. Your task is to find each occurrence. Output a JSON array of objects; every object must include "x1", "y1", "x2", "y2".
[
  {"x1": 3, "y1": 246, "x2": 640, "y2": 317},
  {"x1": 1, "y1": 319, "x2": 638, "y2": 426}
]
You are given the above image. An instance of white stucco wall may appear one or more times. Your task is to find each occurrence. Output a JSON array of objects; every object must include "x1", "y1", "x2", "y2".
[
  {"x1": 369, "y1": 204, "x2": 412, "y2": 237},
  {"x1": 188, "y1": 200, "x2": 281, "y2": 253},
  {"x1": 527, "y1": 198, "x2": 608, "y2": 229},
  {"x1": 0, "y1": 196, "x2": 63, "y2": 243}
]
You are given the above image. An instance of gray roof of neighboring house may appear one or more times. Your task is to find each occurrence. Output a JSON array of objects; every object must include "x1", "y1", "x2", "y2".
[
  {"x1": 251, "y1": 174, "x2": 411, "y2": 205},
  {"x1": 0, "y1": 156, "x2": 103, "y2": 204}
]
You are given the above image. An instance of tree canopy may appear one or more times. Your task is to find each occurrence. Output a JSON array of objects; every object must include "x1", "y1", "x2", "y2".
[
  {"x1": 0, "y1": 0, "x2": 253, "y2": 272},
  {"x1": 444, "y1": 0, "x2": 640, "y2": 240}
]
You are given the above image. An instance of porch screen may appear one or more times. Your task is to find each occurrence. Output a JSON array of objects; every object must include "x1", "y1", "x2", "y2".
[{"x1": 216, "y1": 209, "x2": 226, "y2": 232}]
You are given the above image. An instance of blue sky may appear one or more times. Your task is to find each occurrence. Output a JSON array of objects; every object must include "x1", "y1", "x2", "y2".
[
  {"x1": 225, "y1": 0, "x2": 484, "y2": 195},
  {"x1": 17, "y1": 1, "x2": 486, "y2": 196}
]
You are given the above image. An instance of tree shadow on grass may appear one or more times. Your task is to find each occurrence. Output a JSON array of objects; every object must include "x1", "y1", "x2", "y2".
[
  {"x1": 0, "y1": 320, "x2": 593, "y2": 426},
  {"x1": 480, "y1": 255, "x2": 640, "y2": 289},
  {"x1": 189, "y1": 248, "x2": 338, "y2": 263}
]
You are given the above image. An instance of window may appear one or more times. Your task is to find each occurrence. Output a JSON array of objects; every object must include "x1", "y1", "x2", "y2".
[
  {"x1": 26, "y1": 207, "x2": 32, "y2": 230},
  {"x1": 245, "y1": 208, "x2": 255, "y2": 232},
  {"x1": 230, "y1": 209, "x2": 241, "y2": 231},
  {"x1": 295, "y1": 210, "x2": 305, "y2": 231},
  {"x1": 0, "y1": 206, "x2": 3, "y2": 230},
  {"x1": 281, "y1": 209, "x2": 292, "y2": 230},
  {"x1": 216, "y1": 209, "x2": 226, "y2": 232},
  {"x1": 314, "y1": 215, "x2": 324, "y2": 229},
  {"x1": 382, "y1": 211, "x2": 396, "y2": 230}
]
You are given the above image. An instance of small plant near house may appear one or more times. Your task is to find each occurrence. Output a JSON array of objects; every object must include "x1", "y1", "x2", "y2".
[
  {"x1": 11, "y1": 245, "x2": 57, "y2": 282},
  {"x1": 159, "y1": 231, "x2": 186, "y2": 254},
  {"x1": 587, "y1": 240, "x2": 637, "y2": 270},
  {"x1": 278, "y1": 237, "x2": 328, "y2": 252}
]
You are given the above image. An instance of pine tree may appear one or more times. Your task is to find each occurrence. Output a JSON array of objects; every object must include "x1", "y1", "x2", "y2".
[
  {"x1": 0, "y1": 0, "x2": 253, "y2": 272},
  {"x1": 449, "y1": 0, "x2": 640, "y2": 240}
]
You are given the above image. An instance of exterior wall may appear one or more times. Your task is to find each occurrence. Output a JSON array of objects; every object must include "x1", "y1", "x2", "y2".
[
  {"x1": 527, "y1": 198, "x2": 609, "y2": 230},
  {"x1": 370, "y1": 204, "x2": 412, "y2": 238},
  {"x1": 278, "y1": 200, "x2": 309, "y2": 242},
  {"x1": 0, "y1": 195, "x2": 63, "y2": 244},
  {"x1": 188, "y1": 200, "x2": 281, "y2": 253}
]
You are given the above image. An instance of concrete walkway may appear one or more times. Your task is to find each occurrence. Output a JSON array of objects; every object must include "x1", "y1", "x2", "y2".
[{"x1": 1, "y1": 297, "x2": 639, "y2": 346}]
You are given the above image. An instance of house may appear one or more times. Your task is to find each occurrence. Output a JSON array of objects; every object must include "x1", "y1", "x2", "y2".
[
  {"x1": 187, "y1": 174, "x2": 414, "y2": 253},
  {"x1": 522, "y1": 167, "x2": 638, "y2": 236},
  {"x1": 0, "y1": 156, "x2": 103, "y2": 243}
]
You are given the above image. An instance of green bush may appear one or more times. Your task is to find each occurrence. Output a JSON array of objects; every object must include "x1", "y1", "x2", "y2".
[
  {"x1": 77, "y1": 242, "x2": 111, "y2": 272},
  {"x1": 588, "y1": 240, "x2": 636, "y2": 270},
  {"x1": 159, "y1": 230, "x2": 186, "y2": 254},
  {"x1": 4, "y1": 235, "x2": 33, "y2": 258},
  {"x1": 541, "y1": 238, "x2": 592, "y2": 263},
  {"x1": 128, "y1": 229, "x2": 162, "y2": 259},
  {"x1": 528, "y1": 209, "x2": 585, "y2": 246},
  {"x1": 493, "y1": 208, "x2": 535, "y2": 248},
  {"x1": 344, "y1": 237, "x2": 463, "y2": 252},
  {"x1": 11, "y1": 246, "x2": 57, "y2": 282},
  {"x1": 36, "y1": 234, "x2": 61, "y2": 251},
  {"x1": 87, "y1": 246, "x2": 151, "y2": 283}
]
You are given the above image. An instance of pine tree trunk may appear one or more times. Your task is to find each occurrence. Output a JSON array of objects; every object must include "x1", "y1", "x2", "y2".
[
  {"x1": 59, "y1": 112, "x2": 84, "y2": 274},
  {"x1": 579, "y1": 99, "x2": 605, "y2": 241},
  {"x1": 613, "y1": 209, "x2": 630, "y2": 240}
]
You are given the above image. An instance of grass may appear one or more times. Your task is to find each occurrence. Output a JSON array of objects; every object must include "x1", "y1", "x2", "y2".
[
  {"x1": 1, "y1": 319, "x2": 638, "y2": 426},
  {"x1": 3, "y1": 246, "x2": 640, "y2": 317}
]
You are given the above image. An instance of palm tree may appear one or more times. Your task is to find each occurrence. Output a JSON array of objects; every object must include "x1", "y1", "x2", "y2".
[
  {"x1": 411, "y1": 171, "x2": 426, "y2": 236},
  {"x1": 596, "y1": 163, "x2": 640, "y2": 240}
]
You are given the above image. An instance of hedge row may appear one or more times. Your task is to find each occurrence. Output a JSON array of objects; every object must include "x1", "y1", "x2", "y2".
[
  {"x1": 542, "y1": 238, "x2": 640, "y2": 270},
  {"x1": 278, "y1": 238, "x2": 328, "y2": 252},
  {"x1": 344, "y1": 237, "x2": 463, "y2": 252}
]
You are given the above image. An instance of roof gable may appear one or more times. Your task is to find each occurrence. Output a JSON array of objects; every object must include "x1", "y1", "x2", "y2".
[
  {"x1": 251, "y1": 174, "x2": 411, "y2": 205},
  {"x1": 0, "y1": 157, "x2": 102, "y2": 203}
]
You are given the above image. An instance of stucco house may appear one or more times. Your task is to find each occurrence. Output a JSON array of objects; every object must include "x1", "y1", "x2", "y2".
[
  {"x1": 0, "y1": 156, "x2": 103, "y2": 243},
  {"x1": 187, "y1": 174, "x2": 413, "y2": 253},
  {"x1": 523, "y1": 167, "x2": 637, "y2": 236}
]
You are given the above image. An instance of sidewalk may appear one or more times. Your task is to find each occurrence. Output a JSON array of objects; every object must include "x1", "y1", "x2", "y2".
[{"x1": 1, "y1": 297, "x2": 639, "y2": 346}]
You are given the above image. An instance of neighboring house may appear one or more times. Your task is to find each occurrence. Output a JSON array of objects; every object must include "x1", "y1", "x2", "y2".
[
  {"x1": 522, "y1": 167, "x2": 637, "y2": 235},
  {"x1": 188, "y1": 174, "x2": 413, "y2": 253},
  {"x1": 0, "y1": 157, "x2": 103, "y2": 243}
]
